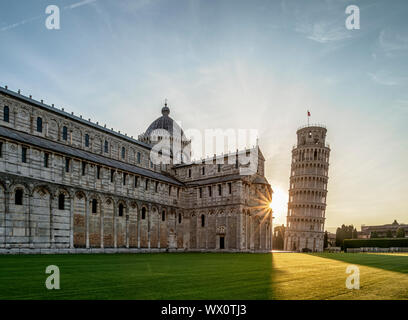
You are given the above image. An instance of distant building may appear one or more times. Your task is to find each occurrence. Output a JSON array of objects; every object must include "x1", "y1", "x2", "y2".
[
  {"x1": 326, "y1": 232, "x2": 336, "y2": 247},
  {"x1": 360, "y1": 220, "x2": 408, "y2": 238}
]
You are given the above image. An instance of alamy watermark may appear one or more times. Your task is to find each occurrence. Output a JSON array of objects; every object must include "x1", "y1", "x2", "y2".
[
  {"x1": 45, "y1": 5, "x2": 60, "y2": 30},
  {"x1": 148, "y1": 123, "x2": 259, "y2": 176},
  {"x1": 45, "y1": 265, "x2": 60, "y2": 290},
  {"x1": 345, "y1": 265, "x2": 360, "y2": 290},
  {"x1": 345, "y1": 5, "x2": 360, "y2": 30}
]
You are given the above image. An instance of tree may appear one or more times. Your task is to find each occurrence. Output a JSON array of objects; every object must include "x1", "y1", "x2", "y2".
[
  {"x1": 323, "y1": 231, "x2": 328, "y2": 249},
  {"x1": 352, "y1": 228, "x2": 358, "y2": 239},
  {"x1": 396, "y1": 227, "x2": 406, "y2": 238},
  {"x1": 335, "y1": 224, "x2": 356, "y2": 249},
  {"x1": 386, "y1": 230, "x2": 393, "y2": 238},
  {"x1": 371, "y1": 231, "x2": 379, "y2": 238}
]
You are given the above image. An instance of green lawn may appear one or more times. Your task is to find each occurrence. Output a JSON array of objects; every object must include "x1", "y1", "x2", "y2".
[{"x1": 0, "y1": 252, "x2": 407, "y2": 300}]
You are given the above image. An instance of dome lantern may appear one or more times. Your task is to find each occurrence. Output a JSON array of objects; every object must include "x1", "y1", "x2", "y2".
[{"x1": 162, "y1": 99, "x2": 170, "y2": 116}]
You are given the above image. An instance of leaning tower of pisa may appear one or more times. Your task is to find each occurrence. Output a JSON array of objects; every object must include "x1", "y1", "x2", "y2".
[{"x1": 284, "y1": 125, "x2": 330, "y2": 252}]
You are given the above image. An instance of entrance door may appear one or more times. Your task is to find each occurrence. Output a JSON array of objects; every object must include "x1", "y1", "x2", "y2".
[{"x1": 220, "y1": 236, "x2": 225, "y2": 249}]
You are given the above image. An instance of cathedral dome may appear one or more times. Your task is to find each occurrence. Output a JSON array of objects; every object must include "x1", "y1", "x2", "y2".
[{"x1": 144, "y1": 104, "x2": 185, "y2": 139}]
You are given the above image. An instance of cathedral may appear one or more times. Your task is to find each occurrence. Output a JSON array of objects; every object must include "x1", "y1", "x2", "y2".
[{"x1": 0, "y1": 86, "x2": 273, "y2": 253}]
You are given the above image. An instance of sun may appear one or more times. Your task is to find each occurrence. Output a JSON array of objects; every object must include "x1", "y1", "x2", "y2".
[{"x1": 270, "y1": 186, "x2": 289, "y2": 220}]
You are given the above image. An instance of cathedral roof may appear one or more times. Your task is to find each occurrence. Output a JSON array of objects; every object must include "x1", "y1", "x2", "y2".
[
  {"x1": 0, "y1": 126, "x2": 184, "y2": 186},
  {"x1": 143, "y1": 104, "x2": 186, "y2": 139},
  {"x1": 252, "y1": 175, "x2": 270, "y2": 185},
  {"x1": 0, "y1": 86, "x2": 152, "y2": 150}
]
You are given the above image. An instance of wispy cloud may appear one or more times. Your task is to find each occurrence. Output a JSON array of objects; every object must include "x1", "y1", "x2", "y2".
[
  {"x1": 64, "y1": 0, "x2": 98, "y2": 10},
  {"x1": 281, "y1": 0, "x2": 354, "y2": 44},
  {"x1": 368, "y1": 71, "x2": 408, "y2": 86},
  {"x1": 295, "y1": 20, "x2": 352, "y2": 43},
  {"x1": 378, "y1": 29, "x2": 408, "y2": 57},
  {"x1": 0, "y1": 14, "x2": 42, "y2": 32},
  {"x1": 1, "y1": 0, "x2": 100, "y2": 32}
]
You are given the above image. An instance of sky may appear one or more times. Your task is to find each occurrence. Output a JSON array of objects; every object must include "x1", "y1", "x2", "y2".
[{"x1": 0, "y1": 0, "x2": 407, "y2": 232}]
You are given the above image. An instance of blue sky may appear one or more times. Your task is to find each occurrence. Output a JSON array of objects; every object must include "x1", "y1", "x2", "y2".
[{"x1": 1, "y1": 0, "x2": 407, "y2": 231}]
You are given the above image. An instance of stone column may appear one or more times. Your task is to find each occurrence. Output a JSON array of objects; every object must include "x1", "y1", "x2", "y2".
[
  {"x1": 113, "y1": 200, "x2": 117, "y2": 249},
  {"x1": 28, "y1": 191, "x2": 33, "y2": 248},
  {"x1": 158, "y1": 207, "x2": 161, "y2": 249},
  {"x1": 85, "y1": 198, "x2": 90, "y2": 248},
  {"x1": 225, "y1": 214, "x2": 229, "y2": 250},
  {"x1": 126, "y1": 206, "x2": 129, "y2": 249},
  {"x1": 49, "y1": 193, "x2": 55, "y2": 249},
  {"x1": 69, "y1": 195, "x2": 74, "y2": 248},
  {"x1": 250, "y1": 215, "x2": 254, "y2": 251},
  {"x1": 100, "y1": 200, "x2": 104, "y2": 249},
  {"x1": 137, "y1": 206, "x2": 140, "y2": 248},
  {"x1": 205, "y1": 213, "x2": 208, "y2": 250},
  {"x1": 237, "y1": 209, "x2": 241, "y2": 250},
  {"x1": 196, "y1": 214, "x2": 199, "y2": 249},
  {"x1": 265, "y1": 222, "x2": 268, "y2": 250},
  {"x1": 2, "y1": 189, "x2": 8, "y2": 248},
  {"x1": 147, "y1": 204, "x2": 151, "y2": 249}
]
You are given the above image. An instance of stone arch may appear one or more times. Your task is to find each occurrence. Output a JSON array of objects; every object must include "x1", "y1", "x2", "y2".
[
  {"x1": 116, "y1": 199, "x2": 127, "y2": 247},
  {"x1": 128, "y1": 201, "x2": 138, "y2": 248},
  {"x1": 150, "y1": 206, "x2": 160, "y2": 248},
  {"x1": 0, "y1": 182, "x2": 5, "y2": 247},
  {"x1": 31, "y1": 186, "x2": 52, "y2": 247},
  {"x1": 139, "y1": 205, "x2": 148, "y2": 248},
  {"x1": 175, "y1": 210, "x2": 184, "y2": 248},
  {"x1": 86, "y1": 193, "x2": 101, "y2": 248},
  {"x1": 60, "y1": 121, "x2": 71, "y2": 142},
  {"x1": 9, "y1": 183, "x2": 30, "y2": 212},
  {"x1": 102, "y1": 196, "x2": 114, "y2": 247},
  {"x1": 72, "y1": 126, "x2": 83, "y2": 148},
  {"x1": 52, "y1": 187, "x2": 71, "y2": 247},
  {"x1": 48, "y1": 119, "x2": 58, "y2": 140},
  {"x1": 93, "y1": 134, "x2": 103, "y2": 154},
  {"x1": 73, "y1": 191, "x2": 86, "y2": 248}
]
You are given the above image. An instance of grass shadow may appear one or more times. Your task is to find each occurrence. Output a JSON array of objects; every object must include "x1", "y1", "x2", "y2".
[
  {"x1": 313, "y1": 253, "x2": 408, "y2": 274},
  {"x1": 0, "y1": 252, "x2": 279, "y2": 300}
]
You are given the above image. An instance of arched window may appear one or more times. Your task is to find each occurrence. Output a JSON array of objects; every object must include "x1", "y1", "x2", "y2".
[
  {"x1": 118, "y1": 203, "x2": 124, "y2": 217},
  {"x1": 201, "y1": 214, "x2": 205, "y2": 227},
  {"x1": 104, "y1": 140, "x2": 109, "y2": 153},
  {"x1": 22, "y1": 147, "x2": 27, "y2": 163},
  {"x1": 36, "y1": 117, "x2": 42, "y2": 133},
  {"x1": 85, "y1": 134, "x2": 89, "y2": 147},
  {"x1": 62, "y1": 126, "x2": 68, "y2": 140},
  {"x1": 314, "y1": 150, "x2": 317, "y2": 160},
  {"x1": 3, "y1": 106, "x2": 9, "y2": 122},
  {"x1": 141, "y1": 207, "x2": 146, "y2": 219},
  {"x1": 15, "y1": 189, "x2": 23, "y2": 205},
  {"x1": 178, "y1": 213, "x2": 182, "y2": 224},
  {"x1": 58, "y1": 193, "x2": 65, "y2": 210},
  {"x1": 121, "y1": 147, "x2": 126, "y2": 159},
  {"x1": 162, "y1": 210, "x2": 166, "y2": 221},
  {"x1": 92, "y1": 199, "x2": 97, "y2": 214}
]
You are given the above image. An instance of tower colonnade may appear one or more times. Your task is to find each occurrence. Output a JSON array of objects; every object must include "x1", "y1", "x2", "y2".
[{"x1": 284, "y1": 125, "x2": 330, "y2": 252}]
